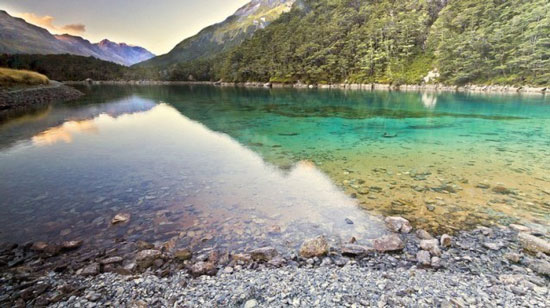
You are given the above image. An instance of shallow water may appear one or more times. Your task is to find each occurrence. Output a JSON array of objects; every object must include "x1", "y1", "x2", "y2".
[{"x1": 0, "y1": 85, "x2": 549, "y2": 254}]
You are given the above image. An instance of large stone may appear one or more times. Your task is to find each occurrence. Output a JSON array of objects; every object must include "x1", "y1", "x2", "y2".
[
  {"x1": 135, "y1": 249, "x2": 162, "y2": 269},
  {"x1": 373, "y1": 234, "x2": 405, "y2": 252},
  {"x1": 189, "y1": 261, "x2": 216, "y2": 277},
  {"x1": 79, "y1": 263, "x2": 100, "y2": 276},
  {"x1": 31, "y1": 242, "x2": 48, "y2": 252},
  {"x1": 384, "y1": 216, "x2": 412, "y2": 233},
  {"x1": 529, "y1": 260, "x2": 550, "y2": 277},
  {"x1": 299, "y1": 236, "x2": 329, "y2": 258},
  {"x1": 518, "y1": 233, "x2": 550, "y2": 255},
  {"x1": 101, "y1": 256, "x2": 123, "y2": 265},
  {"x1": 341, "y1": 244, "x2": 373, "y2": 256},
  {"x1": 111, "y1": 213, "x2": 130, "y2": 225},
  {"x1": 440, "y1": 234, "x2": 452, "y2": 248},
  {"x1": 250, "y1": 247, "x2": 279, "y2": 261},
  {"x1": 420, "y1": 239, "x2": 441, "y2": 256},
  {"x1": 174, "y1": 249, "x2": 192, "y2": 261},
  {"x1": 416, "y1": 250, "x2": 431, "y2": 266},
  {"x1": 415, "y1": 229, "x2": 434, "y2": 240},
  {"x1": 61, "y1": 240, "x2": 83, "y2": 250}
]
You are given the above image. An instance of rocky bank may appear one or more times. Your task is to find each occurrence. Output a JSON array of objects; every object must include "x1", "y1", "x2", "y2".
[
  {"x1": 0, "y1": 81, "x2": 83, "y2": 113},
  {"x1": 1, "y1": 221, "x2": 549, "y2": 307}
]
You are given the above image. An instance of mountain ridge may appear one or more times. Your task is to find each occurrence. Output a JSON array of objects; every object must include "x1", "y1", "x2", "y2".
[{"x1": 0, "y1": 10, "x2": 154, "y2": 66}]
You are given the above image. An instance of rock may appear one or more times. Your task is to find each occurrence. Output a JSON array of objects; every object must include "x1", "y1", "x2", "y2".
[
  {"x1": 223, "y1": 267, "x2": 234, "y2": 274},
  {"x1": 267, "y1": 256, "x2": 286, "y2": 267},
  {"x1": 31, "y1": 242, "x2": 48, "y2": 252},
  {"x1": 232, "y1": 253, "x2": 252, "y2": 263},
  {"x1": 509, "y1": 224, "x2": 531, "y2": 233},
  {"x1": 529, "y1": 260, "x2": 550, "y2": 277},
  {"x1": 111, "y1": 213, "x2": 130, "y2": 224},
  {"x1": 518, "y1": 233, "x2": 550, "y2": 255},
  {"x1": 476, "y1": 183, "x2": 490, "y2": 189},
  {"x1": 416, "y1": 250, "x2": 431, "y2": 266},
  {"x1": 135, "y1": 249, "x2": 162, "y2": 269},
  {"x1": 345, "y1": 218, "x2": 354, "y2": 225},
  {"x1": 79, "y1": 263, "x2": 100, "y2": 276},
  {"x1": 420, "y1": 239, "x2": 441, "y2": 256},
  {"x1": 431, "y1": 256, "x2": 441, "y2": 268},
  {"x1": 373, "y1": 234, "x2": 405, "y2": 252},
  {"x1": 61, "y1": 240, "x2": 83, "y2": 250},
  {"x1": 492, "y1": 185, "x2": 514, "y2": 195},
  {"x1": 189, "y1": 261, "x2": 216, "y2": 277},
  {"x1": 483, "y1": 242, "x2": 504, "y2": 251},
  {"x1": 250, "y1": 247, "x2": 278, "y2": 261},
  {"x1": 244, "y1": 299, "x2": 258, "y2": 308},
  {"x1": 299, "y1": 236, "x2": 329, "y2": 258},
  {"x1": 174, "y1": 249, "x2": 192, "y2": 261},
  {"x1": 136, "y1": 240, "x2": 154, "y2": 250},
  {"x1": 384, "y1": 216, "x2": 412, "y2": 233},
  {"x1": 415, "y1": 229, "x2": 434, "y2": 240},
  {"x1": 440, "y1": 234, "x2": 452, "y2": 248},
  {"x1": 504, "y1": 253, "x2": 522, "y2": 263},
  {"x1": 341, "y1": 244, "x2": 373, "y2": 256},
  {"x1": 101, "y1": 256, "x2": 123, "y2": 265}
]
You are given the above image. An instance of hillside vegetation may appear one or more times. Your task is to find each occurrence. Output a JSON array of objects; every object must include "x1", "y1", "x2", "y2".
[
  {"x1": 0, "y1": 67, "x2": 49, "y2": 88},
  {"x1": 166, "y1": 0, "x2": 550, "y2": 86}
]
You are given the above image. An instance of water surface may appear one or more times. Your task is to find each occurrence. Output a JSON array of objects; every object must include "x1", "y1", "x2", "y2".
[{"x1": 0, "y1": 85, "x2": 549, "y2": 254}]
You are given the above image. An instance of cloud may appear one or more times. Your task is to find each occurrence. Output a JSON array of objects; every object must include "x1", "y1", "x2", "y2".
[{"x1": 19, "y1": 12, "x2": 86, "y2": 35}]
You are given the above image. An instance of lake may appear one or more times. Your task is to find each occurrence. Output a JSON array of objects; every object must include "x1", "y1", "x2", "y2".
[{"x1": 0, "y1": 85, "x2": 549, "y2": 256}]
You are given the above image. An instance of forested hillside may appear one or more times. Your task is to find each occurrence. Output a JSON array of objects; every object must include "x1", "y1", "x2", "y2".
[{"x1": 165, "y1": 0, "x2": 550, "y2": 86}]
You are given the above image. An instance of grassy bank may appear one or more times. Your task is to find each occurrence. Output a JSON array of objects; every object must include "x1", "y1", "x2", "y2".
[{"x1": 0, "y1": 67, "x2": 49, "y2": 88}]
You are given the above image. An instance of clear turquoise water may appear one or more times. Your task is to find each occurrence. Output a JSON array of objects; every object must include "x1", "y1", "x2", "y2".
[{"x1": 0, "y1": 85, "x2": 549, "y2": 253}]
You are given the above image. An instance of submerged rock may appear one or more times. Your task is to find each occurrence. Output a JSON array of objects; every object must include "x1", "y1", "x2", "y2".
[
  {"x1": 416, "y1": 229, "x2": 434, "y2": 240},
  {"x1": 384, "y1": 216, "x2": 412, "y2": 234},
  {"x1": 492, "y1": 185, "x2": 515, "y2": 195},
  {"x1": 529, "y1": 260, "x2": 550, "y2": 277},
  {"x1": 509, "y1": 224, "x2": 531, "y2": 233},
  {"x1": 31, "y1": 242, "x2": 48, "y2": 252},
  {"x1": 373, "y1": 234, "x2": 404, "y2": 252},
  {"x1": 174, "y1": 249, "x2": 192, "y2": 261},
  {"x1": 250, "y1": 247, "x2": 278, "y2": 261},
  {"x1": 299, "y1": 236, "x2": 329, "y2": 258},
  {"x1": 518, "y1": 233, "x2": 550, "y2": 255},
  {"x1": 61, "y1": 240, "x2": 83, "y2": 250},
  {"x1": 100, "y1": 256, "x2": 123, "y2": 265},
  {"x1": 111, "y1": 213, "x2": 131, "y2": 225},
  {"x1": 136, "y1": 249, "x2": 162, "y2": 269}
]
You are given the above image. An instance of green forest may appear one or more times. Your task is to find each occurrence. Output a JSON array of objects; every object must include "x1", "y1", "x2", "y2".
[{"x1": 169, "y1": 0, "x2": 550, "y2": 86}]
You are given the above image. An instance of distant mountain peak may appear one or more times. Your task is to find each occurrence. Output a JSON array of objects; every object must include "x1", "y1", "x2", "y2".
[{"x1": 0, "y1": 10, "x2": 154, "y2": 66}]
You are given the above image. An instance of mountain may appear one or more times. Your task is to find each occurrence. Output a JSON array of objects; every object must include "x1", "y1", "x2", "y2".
[
  {"x1": 0, "y1": 10, "x2": 154, "y2": 66},
  {"x1": 137, "y1": 0, "x2": 295, "y2": 69},
  {"x1": 158, "y1": 0, "x2": 549, "y2": 87}
]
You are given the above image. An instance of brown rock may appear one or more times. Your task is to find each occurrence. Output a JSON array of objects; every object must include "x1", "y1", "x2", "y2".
[
  {"x1": 61, "y1": 240, "x2": 83, "y2": 250},
  {"x1": 189, "y1": 261, "x2": 216, "y2": 277},
  {"x1": 509, "y1": 224, "x2": 531, "y2": 233},
  {"x1": 420, "y1": 239, "x2": 441, "y2": 256},
  {"x1": 79, "y1": 263, "x2": 100, "y2": 276},
  {"x1": 174, "y1": 249, "x2": 192, "y2": 261},
  {"x1": 373, "y1": 234, "x2": 405, "y2": 252},
  {"x1": 299, "y1": 236, "x2": 329, "y2": 258},
  {"x1": 232, "y1": 253, "x2": 252, "y2": 263},
  {"x1": 100, "y1": 256, "x2": 123, "y2": 265},
  {"x1": 415, "y1": 229, "x2": 434, "y2": 240},
  {"x1": 136, "y1": 240, "x2": 154, "y2": 250},
  {"x1": 111, "y1": 213, "x2": 130, "y2": 225},
  {"x1": 384, "y1": 216, "x2": 412, "y2": 233},
  {"x1": 135, "y1": 249, "x2": 162, "y2": 269},
  {"x1": 31, "y1": 242, "x2": 48, "y2": 252},
  {"x1": 341, "y1": 244, "x2": 373, "y2": 256},
  {"x1": 440, "y1": 234, "x2": 452, "y2": 248},
  {"x1": 518, "y1": 233, "x2": 550, "y2": 255},
  {"x1": 250, "y1": 247, "x2": 279, "y2": 261}
]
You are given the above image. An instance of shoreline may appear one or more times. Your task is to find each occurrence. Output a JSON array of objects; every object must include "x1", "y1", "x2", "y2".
[
  {"x1": 1, "y1": 219, "x2": 548, "y2": 306},
  {"x1": 64, "y1": 80, "x2": 548, "y2": 95},
  {"x1": 0, "y1": 81, "x2": 83, "y2": 114}
]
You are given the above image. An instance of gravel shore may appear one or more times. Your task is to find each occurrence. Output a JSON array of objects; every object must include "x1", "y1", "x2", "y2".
[{"x1": 2, "y1": 225, "x2": 549, "y2": 307}]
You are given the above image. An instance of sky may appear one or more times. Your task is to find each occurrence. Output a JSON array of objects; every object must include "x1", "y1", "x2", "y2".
[{"x1": 0, "y1": 0, "x2": 250, "y2": 55}]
